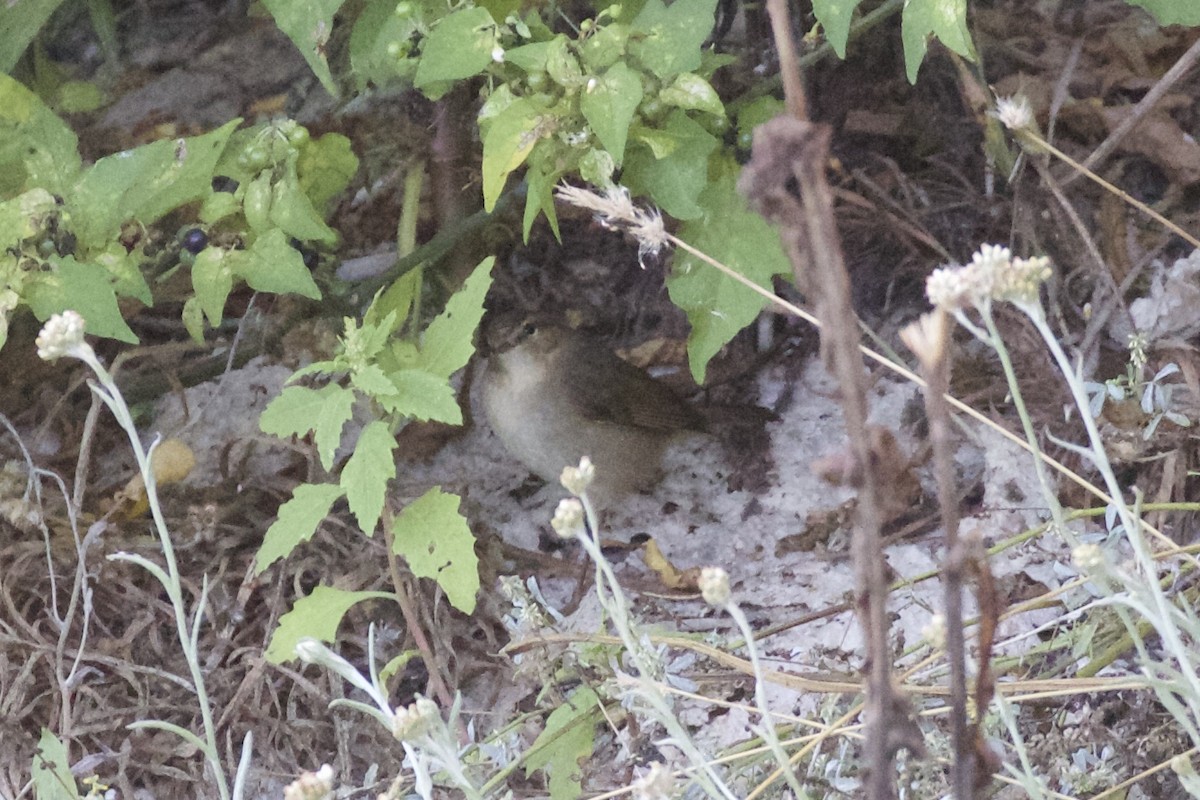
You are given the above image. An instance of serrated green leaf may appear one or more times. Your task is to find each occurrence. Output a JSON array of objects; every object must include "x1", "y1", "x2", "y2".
[
  {"x1": 192, "y1": 247, "x2": 233, "y2": 326},
  {"x1": 261, "y1": 0, "x2": 345, "y2": 97},
  {"x1": 342, "y1": 420, "x2": 395, "y2": 535},
  {"x1": 391, "y1": 487, "x2": 478, "y2": 613},
  {"x1": 229, "y1": 229, "x2": 322, "y2": 299},
  {"x1": 297, "y1": 133, "x2": 359, "y2": 213},
  {"x1": 0, "y1": 73, "x2": 81, "y2": 196},
  {"x1": 812, "y1": 0, "x2": 866, "y2": 58},
  {"x1": 70, "y1": 120, "x2": 239, "y2": 249},
  {"x1": 264, "y1": 584, "x2": 391, "y2": 662},
  {"x1": 380, "y1": 369, "x2": 462, "y2": 423},
  {"x1": 481, "y1": 98, "x2": 546, "y2": 211},
  {"x1": 630, "y1": 0, "x2": 716, "y2": 79},
  {"x1": 525, "y1": 685, "x2": 600, "y2": 800},
  {"x1": 1126, "y1": 0, "x2": 1200, "y2": 24},
  {"x1": 260, "y1": 383, "x2": 355, "y2": 469},
  {"x1": 256, "y1": 483, "x2": 346, "y2": 574},
  {"x1": 418, "y1": 257, "x2": 495, "y2": 379},
  {"x1": 580, "y1": 62, "x2": 642, "y2": 163},
  {"x1": 24, "y1": 256, "x2": 137, "y2": 343},
  {"x1": 623, "y1": 110, "x2": 718, "y2": 220},
  {"x1": 270, "y1": 164, "x2": 338, "y2": 245},
  {"x1": 414, "y1": 7, "x2": 496, "y2": 90},
  {"x1": 666, "y1": 157, "x2": 790, "y2": 383},
  {"x1": 351, "y1": 362, "x2": 399, "y2": 397},
  {"x1": 659, "y1": 72, "x2": 724, "y2": 117},
  {"x1": 31, "y1": 728, "x2": 80, "y2": 800},
  {"x1": 900, "y1": 0, "x2": 975, "y2": 84}
]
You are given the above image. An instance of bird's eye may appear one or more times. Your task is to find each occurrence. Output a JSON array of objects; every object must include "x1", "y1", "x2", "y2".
[{"x1": 521, "y1": 321, "x2": 538, "y2": 339}]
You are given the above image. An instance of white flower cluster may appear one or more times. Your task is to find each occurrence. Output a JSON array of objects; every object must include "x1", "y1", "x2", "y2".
[
  {"x1": 35, "y1": 310, "x2": 88, "y2": 361},
  {"x1": 926, "y1": 244, "x2": 1052, "y2": 312},
  {"x1": 391, "y1": 695, "x2": 440, "y2": 742}
]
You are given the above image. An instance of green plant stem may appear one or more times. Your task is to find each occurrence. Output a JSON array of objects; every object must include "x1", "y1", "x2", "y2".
[
  {"x1": 575, "y1": 492, "x2": 737, "y2": 800},
  {"x1": 85, "y1": 351, "x2": 234, "y2": 800}
]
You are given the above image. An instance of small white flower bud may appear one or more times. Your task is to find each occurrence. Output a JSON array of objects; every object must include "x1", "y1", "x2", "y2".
[
  {"x1": 551, "y1": 498, "x2": 586, "y2": 539},
  {"x1": 560, "y1": 456, "x2": 595, "y2": 496},
  {"x1": 699, "y1": 566, "x2": 731, "y2": 607}
]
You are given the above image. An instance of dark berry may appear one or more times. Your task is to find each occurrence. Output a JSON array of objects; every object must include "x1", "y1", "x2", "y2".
[{"x1": 181, "y1": 228, "x2": 209, "y2": 254}]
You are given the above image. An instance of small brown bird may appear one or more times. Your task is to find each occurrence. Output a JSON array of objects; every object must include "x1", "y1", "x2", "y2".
[{"x1": 480, "y1": 318, "x2": 705, "y2": 507}]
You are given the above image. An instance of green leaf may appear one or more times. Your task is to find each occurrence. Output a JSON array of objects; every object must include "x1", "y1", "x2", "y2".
[
  {"x1": 342, "y1": 420, "x2": 395, "y2": 535},
  {"x1": 666, "y1": 157, "x2": 790, "y2": 383},
  {"x1": 623, "y1": 110, "x2": 718, "y2": 220},
  {"x1": 1126, "y1": 0, "x2": 1200, "y2": 24},
  {"x1": 349, "y1": 0, "x2": 419, "y2": 89},
  {"x1": 380, "y1": 369, "x2": 462, "y2": 423},
  {"x1": 524, "y1": 685, "x2": 600, "y2": 800},
  {"x1": 264, "y1": 584, "x2": 391, "y2": 662},
  {"x1": 53, "y1": 80, "x2": 106, "y2": 114},
  {"x1": 545, "y1": 36, "x2": 584, "y2": 89},
  {"x1": 200, "y1": 188, "x2": 240, "y2": 224},
  {"x1": 192, "y1": 247, "x2": 233, "y2": 326},
  {"x1": 580, "y1": 62, "x2": 642, "y2": 163},
  {"x1": 900, "y1": 0, "x2": 975, "y2": 84},
  {"x1": 658, "y1": 72, "x2": 724, "y2": 117},
  {"x1": 391, "y1": 487, "x2": 478, "y2": 613},
  {"x1": 578, "y1": 148, "x2": 616, "y2": 187},
  {"x1": 182, "y1": 296, "x2": 205, "y2": 343},
  {"x1": 261, "y1": 0, "x2": 345, "y2": 97},
  {"x1": 524, "y1": 162, "x2": 561, "y2": 240},
  {"x1": 93, "y1": 243, "x2": 152, "y2": 304},
  {"x1": 229, "y1": 229, "x2": 323, "y2": 298},
  {"x1": 70, "y1": 120, "x2": 239, "y2": 249},
  {"x1": 256, "y1": 482, "x2": 346, "y2": 574},
  {"x1": 505, "y1": 40, "x2": 553, "y2": 72},
  {"x1": 0, "y1": 73, "x2": 81, "y2": 196},
  {"x1": 0, "y1": 1, "x2": 67, "y2": 74},
  {"x1": 733, "y1": 95, "x2": 785, "y2": 133},
  {"x1": 297, "y1": 133, "x2": 359, "y2": 213},
  {"x1": 418, "y1": 257, "x2": 495, "y2": 379},
  {"x1": 24, "y1": 256, "x2": 137, "y2": 343},
  {"x1": 31, "y1": 728, "x2": 81, "y2": 800},
  {"x1": 580, "y1": 23, "x2": 629, "y2": 70},
  {"x1": 260, "y1": 384, "x2": 355, "y2": 469},
  {"x1": 812, "y1": 0, "x2": 866, "y2": 58},
  {"x1": 351, "y1": 362, "x2": 400, "y2": 397},
  {"x1": 630, "y1": 0, "x2": 716, "y2": 80},
  {"x1": 414, "y1": 7, "x2": 496, "y2": 91},
  {"x1": 481, "y1": 98, "x2": 545, "y2": 211},
  {"x1": 0, "y1": 188, "x2": 59, "y2": 243},
  {"x1": 270, "y1": 163, "x2": 338, "y2": 245}
]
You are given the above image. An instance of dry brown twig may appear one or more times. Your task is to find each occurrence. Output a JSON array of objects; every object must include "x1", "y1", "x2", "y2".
[{"x1": 735, "y1": 1, "x2": 923, "y2": 796}]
